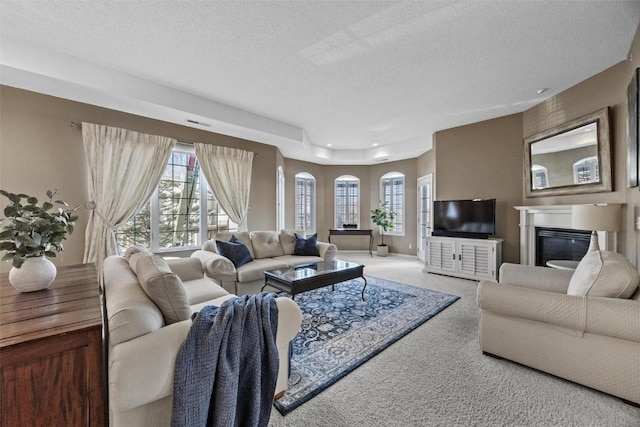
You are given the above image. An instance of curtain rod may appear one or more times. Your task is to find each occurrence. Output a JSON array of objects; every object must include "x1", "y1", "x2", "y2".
[{"x1": 70, "y1": 121, "x2": 257, "y2": 157}]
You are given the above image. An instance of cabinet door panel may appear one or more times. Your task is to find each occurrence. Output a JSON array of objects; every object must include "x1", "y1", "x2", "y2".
[
  {"x1": 1, "y1": 346, "x2": 89, "y2": 427},
  {"x1": 428, "y1": 239, "x2": 455, "y2": 271},
  {"x1": 458, "y1": 242, "x2": 491, "y2": 277}
]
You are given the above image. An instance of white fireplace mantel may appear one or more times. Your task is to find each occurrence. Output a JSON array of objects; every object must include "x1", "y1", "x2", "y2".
[{"x1": 514, "y1": 205, "x2": 616, "y2": 266}]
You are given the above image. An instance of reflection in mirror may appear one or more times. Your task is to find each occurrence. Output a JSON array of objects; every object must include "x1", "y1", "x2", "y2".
[
  {"x1": 530, "y1": 122, "x2": 598, "y2": 188},
  {"x1": 524, "y1": 108, "x2": 611, "y2": 197}
]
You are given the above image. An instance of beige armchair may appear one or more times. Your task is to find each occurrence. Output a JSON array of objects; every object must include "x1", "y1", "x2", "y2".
[{"x1": 477, "y1": 262, "x2": 640, "y2": 406}]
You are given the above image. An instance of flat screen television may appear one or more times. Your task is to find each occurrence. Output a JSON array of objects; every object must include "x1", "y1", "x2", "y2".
[{"x1": 432, "y1": 199, "x2": 496, "y2": 239}]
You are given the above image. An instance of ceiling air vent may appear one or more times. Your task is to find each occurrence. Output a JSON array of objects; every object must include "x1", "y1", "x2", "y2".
[{"x1": 186, "y1": 119, "x2": 211, "y2": 127}]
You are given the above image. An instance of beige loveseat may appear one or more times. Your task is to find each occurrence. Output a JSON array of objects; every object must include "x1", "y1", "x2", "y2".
[
  {"x1": 103, "y1": 253, "x2": 302, "y2": 427},
  {"x1": 477, "y1": 251, "x2": 640, "y2": 406},
  {"x1": 191, "y1": 230, "x2": 338, "y2": 295}
]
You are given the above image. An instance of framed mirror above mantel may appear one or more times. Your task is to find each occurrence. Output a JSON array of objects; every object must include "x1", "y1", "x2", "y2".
[{"x1": 523, "y1": 107, "x2": 612, "y2": 197}]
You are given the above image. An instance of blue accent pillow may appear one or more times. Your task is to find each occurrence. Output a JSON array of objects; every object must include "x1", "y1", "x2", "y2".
[
  {"x1": 294, "y1": 233, "x2": 320, "y2": 256},
  {"x1": 216, "y1": 236, "x2": 254, "y2": 268}
]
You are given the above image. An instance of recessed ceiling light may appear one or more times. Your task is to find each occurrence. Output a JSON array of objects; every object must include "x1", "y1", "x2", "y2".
[
  {"x1": 327, "y1": 144, "x2": 332, "y2": 147},
  {"x1": 373, "y1": 143, "x2": 379, "y2": 147},
  {"x1": 537, "y1": 88, "x2": 548, "y2": 95}
]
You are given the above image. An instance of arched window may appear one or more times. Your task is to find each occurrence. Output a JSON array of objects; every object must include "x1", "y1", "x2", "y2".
[
  {"x1": 573, "y1": 156, "x2": 599, "y2": 184},
  {"x1": 276, "y1": 166, "x2": 285, "y2": 230},
  {"x1": 380, "y1": 172, "x2": 405, "y2": 235},
  {"x1": 295, "y1": 172, "x2": 316, "y2": 233},
  {"x1": 531, "y1": 165, "x2": 549, "y2": 189},
  {"x1": 335, "y1": 175, "x2": 360, "y2": 228}
]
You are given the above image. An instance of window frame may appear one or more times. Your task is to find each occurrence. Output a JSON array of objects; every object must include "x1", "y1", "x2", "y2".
[
  {"x1": 572, "y1": 156, "x2": 599, "y2": 184},
  {"x1": 334, "y1": 175, "x2": 360, "y2": 229},
  {"x1": 276, "y1": 166, "x2": 285, "y2": 230},
  {"x1": 295, "y1": 172, "x2": 316, "y2": 233},
  {"x1": 531, "y1": 164, "x2": 549, "y2": 190},
  {"x1": 115, "y1": 145, "x2": 236, "y2": 253},
  {"x1": 380, "y1": 172, "x2": 405, "y2": 236}
]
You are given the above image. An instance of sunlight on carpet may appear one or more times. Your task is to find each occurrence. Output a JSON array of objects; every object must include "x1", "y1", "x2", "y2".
[{"x1": 274, "y1": 276, "x2": 459, "y2": 415}]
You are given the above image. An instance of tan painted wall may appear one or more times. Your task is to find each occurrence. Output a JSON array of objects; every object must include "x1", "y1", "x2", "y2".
[
  {"x1": 432, "y1": 114, "x2": 524, "y2": 263},
  {"x1": 523, "y1": 23, "x2": 640, "y2": 265},
  {"x1": 0, "y1": 86, "x2": 279, "y2": 273},
  {"x1": 2, "y1": 23, "x2": 638, "y2": 272}
]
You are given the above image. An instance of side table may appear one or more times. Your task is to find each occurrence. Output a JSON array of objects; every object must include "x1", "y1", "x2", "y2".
[
  {"x1": 546, "y1": 260, "x2": 580, "y2": 271},
  {"x1": 0, "y1": 263, "x2": 105, "y2": 427}
]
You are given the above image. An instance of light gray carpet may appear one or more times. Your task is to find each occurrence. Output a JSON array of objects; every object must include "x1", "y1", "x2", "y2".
[{"x1": 268, "y1": 251, "x2": 640, "y2": 427}]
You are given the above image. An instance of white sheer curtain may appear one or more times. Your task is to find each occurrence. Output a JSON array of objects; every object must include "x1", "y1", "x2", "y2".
[
  {"x1": 82, "y1": 123, "x2": 176, "y2": 274},
  {"x1": 194, "y1": 144, "x2": 254, "y2": 231}
]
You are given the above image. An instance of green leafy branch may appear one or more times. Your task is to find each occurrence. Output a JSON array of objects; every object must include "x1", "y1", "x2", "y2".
[{"x1": 0, "y1": 189, "x2": 80, "y2": 268}]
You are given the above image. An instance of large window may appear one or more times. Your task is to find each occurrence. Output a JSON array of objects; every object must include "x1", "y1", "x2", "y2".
[
  {"x1": 116, "y1": 146, "x2": 234, "y2": 252},
  {"x1": 335, "y1": 175, "x2": 359, "y2": 228},
  {"x1": 380, "y1": 172, "x2": 404, "y2": 235},
  {"x1": 295, "y1": 172, "x2": 316, "y2": 233}
]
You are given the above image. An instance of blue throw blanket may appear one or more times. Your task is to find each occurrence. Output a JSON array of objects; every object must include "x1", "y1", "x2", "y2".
[{"x1": 171, "y1": 293, "x2": 279, "y2": 427}]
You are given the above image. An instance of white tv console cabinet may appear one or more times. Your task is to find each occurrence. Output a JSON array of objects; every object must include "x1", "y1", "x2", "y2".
[{"x1": 424, "y1": 236, "x2": 503, "y2": 281}]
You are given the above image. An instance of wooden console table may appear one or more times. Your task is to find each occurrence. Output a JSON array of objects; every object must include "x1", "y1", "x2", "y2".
[
  {"x1": 0, "y1": 263, "x2": 105, "y2": 427},
  {"x1": 328, "y1": 229, "x2": 374, "y2": 256}
]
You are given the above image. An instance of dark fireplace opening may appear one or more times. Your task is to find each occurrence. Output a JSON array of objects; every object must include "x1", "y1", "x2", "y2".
[{"x1": 535, "y1": 227, "x2": 591, "y2": 267}]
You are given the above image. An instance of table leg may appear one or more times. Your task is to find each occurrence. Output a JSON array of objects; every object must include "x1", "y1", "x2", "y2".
[
  {"x1": 360, "y1": 276, "x2": 368, "y2": 300},
  {"x1": 369, "y1": 234, "x2": 373, "y2": 257}
]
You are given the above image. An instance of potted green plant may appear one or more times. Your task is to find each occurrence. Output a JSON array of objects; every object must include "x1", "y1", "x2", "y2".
[
  {"x1": 370, "y1": 201, "x2": 396, "y2": 257},
  {"x1": 0, "y1": 189, "x2": 79, "y2": 292}
]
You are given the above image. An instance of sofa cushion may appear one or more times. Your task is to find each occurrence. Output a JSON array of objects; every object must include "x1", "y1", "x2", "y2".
[
  {"x1": 251, "y1": 231, "x2": 285, "y2": 258},
  {"x1": 128, "y1": 252, "x2": 192, "y2": 324},
  {"x1": 182, "y1": 277, "x2": 229, "y2": 305},
  {"x1": 567, "y1": 250, "x2": 640, "y2": 298},
  {"x1": 274, "y1": 254, "x2": 323, "y2": 267},
  {"x1": 236, "y1": 258, "x2": 289, "y2": 283},
  {"x1": 294, "y1": 233, "x2": 320, "y2": 256},
  {"x1": 216, "y1": 237, "x2": 254, "y2": 268}
]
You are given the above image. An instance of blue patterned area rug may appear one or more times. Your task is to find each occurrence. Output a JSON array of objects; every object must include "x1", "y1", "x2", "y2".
[{"x1": 273, "y1": 276, "x2": 459, "y2": 415}]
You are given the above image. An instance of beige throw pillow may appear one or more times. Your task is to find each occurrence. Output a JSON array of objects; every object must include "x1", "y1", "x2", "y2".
[
  {"x1": 128, "y1": 252, "x2": 192, "y2": 324},
  {"x1": 251, "y1": 231, "x2": 285, "y2": 258},
  {"x1": 567, "y1": 250, "x2": 640, "y2": 298},
  {"x1": 279, "y1": 229, "x2": 297, "y2": 255}
]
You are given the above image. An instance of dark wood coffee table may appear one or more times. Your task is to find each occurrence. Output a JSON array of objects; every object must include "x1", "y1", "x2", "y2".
[{"x1": 263, "y1": 260, "x2": 367, "y2": 300}]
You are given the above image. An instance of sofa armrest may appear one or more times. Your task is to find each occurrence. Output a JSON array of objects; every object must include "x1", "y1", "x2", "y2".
[
  {"x1": 499, "y1": 263, "x2": 573, "y2": 293},
  {"x1": 191, "y1": 249, "x2": 236, "y2": 278},
  {"x1": 478, "y1": 280, "x2": 640, "y2": 343},
  {"x1": 317, "y1": 241, "x2": 337, "y2": 261},
  {"x1": 477, "y1": 280, "x2": 586, "y2": 332},
  {"x1": 109, "y1": 320, "x2": 192, "y2": 412},
  {"x1": 275, "y1": 297, "x2": 302, "y2": 347},
  {"x1": 585, "y1": 297, "x2": 640, "y2": 343},
  {"x1": 166, "y1": 257, "x2": 205, "y2": 282}
]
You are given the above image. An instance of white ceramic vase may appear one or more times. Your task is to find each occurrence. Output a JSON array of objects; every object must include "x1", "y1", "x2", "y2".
[{"x1": 8, "y1": 256, "x2": 57, "y2": 292}]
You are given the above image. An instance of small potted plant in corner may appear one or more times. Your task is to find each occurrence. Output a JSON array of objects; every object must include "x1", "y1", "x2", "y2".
[
  {"x1": 370, "y1": 200, "x2": 396, "y2": 257},
  {"x1": 0, "y1": 189, "x2": 79, "y2": 292}
]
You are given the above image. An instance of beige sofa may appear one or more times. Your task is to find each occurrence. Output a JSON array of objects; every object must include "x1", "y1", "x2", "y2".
[
  {"x1": 192, "y1": 230, "x2": 337, "y2": 295},
  {"x1": 103, "y1": 254, "x2": 302, "y2": 427},
  {"x1": 477, "y1": 254, "x2": 640, "y2": 406}
]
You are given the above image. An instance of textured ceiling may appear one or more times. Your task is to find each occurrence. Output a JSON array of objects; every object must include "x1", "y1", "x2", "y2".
[{"x1": 1, "y1": 1, "x2": 639, "y2": 164}]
